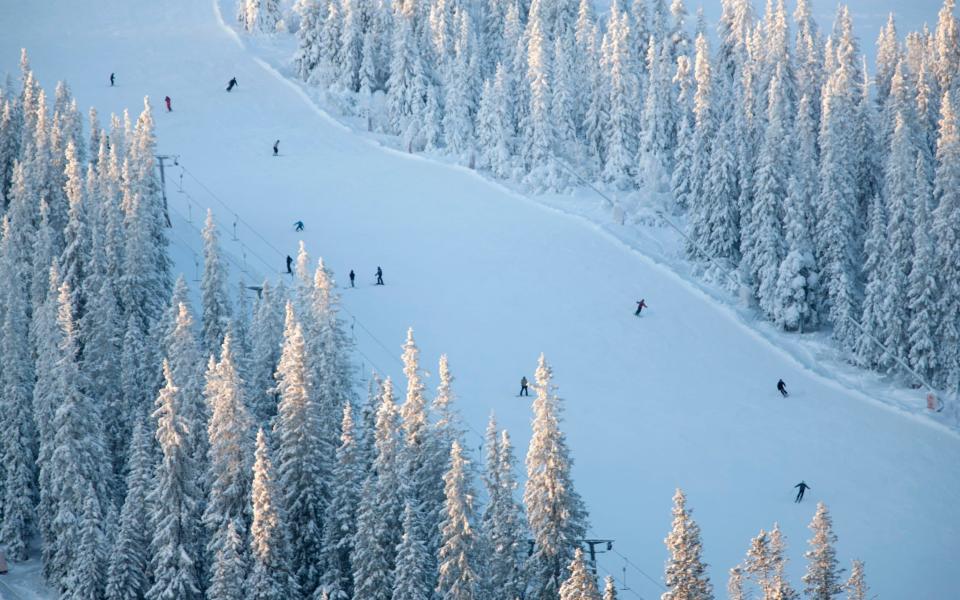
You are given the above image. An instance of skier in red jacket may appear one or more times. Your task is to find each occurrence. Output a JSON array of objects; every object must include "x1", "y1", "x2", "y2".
[
  {"x1": 164, "y1": 96, "x2": 172, "y2": 112},
  {"x1": 634, "y1": 299, "x2": 648, "y2": 316}
]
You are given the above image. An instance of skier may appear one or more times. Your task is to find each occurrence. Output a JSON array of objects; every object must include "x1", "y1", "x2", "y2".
[
  {"x1": 794, "y1": 480, "x2": 810, "y2": 503},
  {"x1": 164, "y1": 95, "x2": 172, "y2": 112},
  {"x1": 286, "y1": 255, "x2": 293, "y2": 274},
  {"x1": 273, "y1": 140, "x2": 280, "y2": 156},
  {"x1": 294, "y1": 220, "x2": 304, "y2": 232},
  {"x1": 375, "y1": 266, "x2": 384, "y2": 285},
  {"x1": 349, "y1": 270, "x2": 355, "y2": 288},
  {"x1": 519, "y1": 376, "x2": 529, "y2": 397},
  {"x1": 110, "y1": 72, "x2": 115, "y2": 86},
  {"x1": 634, "y1": 299, "x2": 648, "y2": 316},
  {"x1": 226, "y1": 76, "x2": 238, "y2": 92},
  {"x1": 777, "y1": 379, "x2": 788, "y2": 397}
]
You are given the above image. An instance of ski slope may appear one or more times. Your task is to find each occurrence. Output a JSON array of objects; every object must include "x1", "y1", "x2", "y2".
[{"x1": 2, "y1": 0, "x2": 959, "y2": 597}]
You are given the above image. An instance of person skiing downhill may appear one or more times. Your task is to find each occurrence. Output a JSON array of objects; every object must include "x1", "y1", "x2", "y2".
[
  {"x1": 349, "y1": 270, "x2": 355, "y2": 287},
  {"x1": 110, "y1": 72, "x2": 115, "y2": 86},
  {"x1": 375, "y1": 266, "x2": 384, "y2": 285},
  {"x1": 777, "y1": 379, "x2": 788, "y2": 397},
  {"x1": 226, "y1": 77, "x2": 238, "y2": 92},
  {"x1": 794, "y1": 480, "x2": 810, "y2": 503},
  {"x1": 285, "y1": 255, "x2": 293, "y2": 274},
  {"x1": 635, "y1": 299, "x2": 648, "y2": 316},
  {"x1": 294, "y1": 220, "x2": 304, "y2": 232},
  {"x1": 519, "y1": 376, "x2": 529, "y2": 397},
  {"x1": 164, "y1": 96, "x2": 172, "y2": 112},
  {"x1": 273, "y1": 140, "x2": 280, "y2": 156}
]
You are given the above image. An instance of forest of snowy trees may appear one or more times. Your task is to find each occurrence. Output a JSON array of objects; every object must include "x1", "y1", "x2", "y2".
[
  {"x1": 280, "y1": 0, "x2": 960, "y2": 407},
  {"x1": 0, "y1": 47, "x2": 872, "y2": 599}
]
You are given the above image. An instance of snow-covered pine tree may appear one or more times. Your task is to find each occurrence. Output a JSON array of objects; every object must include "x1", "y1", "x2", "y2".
[
  {"x1": 339, "y1": 0, "x2": 363, "y2": 92},
  {"x1": 558, "y1": 548, "x2": 601, "y2": 600},
  {"x1": 437, "y1": 440, "x2": 479, "y2": 600},
  {"x1": 64, "y1": 483, "x2": 107, "y2": 600},
  {"x1": 932, "y1": 0, "x2": 960, "y2": 95},
  {"x1": 727, "y1": 566, "x2": 745, "y2": 600},
  {"x1": 602, "y1": 575, "x2": 618, "y2": 600},
  {"x1": 204, "y1": 333, "x2": 254, "y2": 588},
  {"x1": 661, "y1": 488, "x2": 712, "y2": 600},
  {"x1": 802, "y1": 503, "x2": 844, "y2": 600},
  {"x1": 146, "y1": 361, "x2": 203, "y2": 600},
  {"x1": 524, "y1": 354, "x2": 588, "y2": 600},
  {"x1": 121, "y1": 97, "x2": 171, "y2": 337},
  {"x1": 249, "y1": 280, "x2": 286, "y2": 424},
  {"x1": 552, "y1": 28, "x2": 580, "y2": 163},
  {"x1": 907, "y1": 155, "x2": 938, "y2": 380},
  {"x1": 58, "y1": 141, "x2": 88, "y2": 324},
  {"x1": 352, "y1": 378, "x2": 404, "y2": 600},
  {"x1": 773, "y1": 92, "x2": 819, "y2": 332},
  {"x1": 749, "y1": 64, "x2": 789, "y2": 319},
  {"x1": 272, "y1": 302, "x2": 327, "y2": 595},
  {"x1": 743, "y1": 529, "x2": 774, "y2": 595},
  {"x1": 602, "y1": 3, "x2": 638, "y2": 189},
  {"x1": 671, "y1": 54, "x2": 695, "y2": 212},
  {"x1": 46, "y1": 279, "x2": 112, "y2": 591},
  {"x1": 293, "y1": 0, "x2": 321, "y2": 80},
  {"x1": 0, "y1": 197, "x2": 37, "y2": 561},
  {"x1": 105, "y1": 421, "x2": 153, "y2": 600},
  {"x1": 393, "y1": 503, "x2": 433, "y2": 600},
  {"x1": 523, "y1": 0, "x2": 562, "y2": 189},
  {"x1": 639, "y1": 30, "x2": 676, "y2": 189},
  {"x1": 244, "y1": 0, "x2": 283, "y2": 33},
  {"x1": 685, "y1": 32, "x2": 714, "y2": 261},
  {"x1": 701, "y1": 112, "x2": 739, "y2": 264},
  {"x1": 202, "y1": 209, "x2": 233, "y2": 360},
  {"x1": 387, "y1": 0, "x2": 428, "y2": 140},
  {"x1": 854, "y1": 193, "x2": 886, "y2": 368},
  {"x1": 444, "y1": 9, "x2": 480, "y2": 160},
  {"x1": 319, "y1": 403, "x2": 362, "y2": 599},
  {"x1": 209, "y1": 519, "x2": 246, "y2": 600},
  {"x1": 844, "y1": 560, "x2": 867, "y2": 600},
  {"x1": 932, "y1": 91, "x2": 960, "y2": 392},
  {"x1": 878, "y1": 112, "x2": 918, "y2": 373},
  {"x1": 247, "y1": 428, "x2": 300, "y2": 600},
  {"x1": 817, "y1": 32, "x2": 861, "y2": 351}
]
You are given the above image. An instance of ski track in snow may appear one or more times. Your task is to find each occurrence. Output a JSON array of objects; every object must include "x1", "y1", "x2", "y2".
[{"x1": 2, "y1": 0, "x2": 959, "y2": 598}]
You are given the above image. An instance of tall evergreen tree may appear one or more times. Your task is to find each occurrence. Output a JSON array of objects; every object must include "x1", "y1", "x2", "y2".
[
  {"x1": 907, "y1": 156, "x2": 938, "y2": 380},
  {"x1": 202, "y1": 209, "x2": 233, "y2": 360},
  {"x1": 147, "y1": 361, "x2": 203, "y2": 600},
  {"x1": 204, "y1": 334, "x2": 254, "y2": 589},
  {"x1": 932, "y1": 91, "x2": 960, "y2": 392},
  {"x1": 524, "y1": 355, "x2": 588, "y2": 600},
  {"x1": 393, "y1": 503, "x2": 433, "y2": 600},
  {"x1": 480, "y1": 416, "x2": 524, "y2": 600},
  {"x1": 319, "y1": 403, "x2": 362, "y2": 599},
  {"x1": 437, "y1": 440, "x2": 479, "y2": 600},
  {"x1": 661, "y1": 489, "x2": 712, "y2": 600},
  {"x1": 802, "y1": 503, "x2": 844, "y2": 600},
  {"x1": 559, "y1": 548, "x2": 601, "y2": 600},
  {"x1": 844, "y1": 560, "x2": 867, "y2": 600},
  {"x1": 247, "y1": 428, "x2": 300, "y2": 600},
  {"x1": 105, "y1": 422, "x2": 153, "y2": 600},
  {"x1": 272, "y1": 302, "x2": 327, "y2": 595}
]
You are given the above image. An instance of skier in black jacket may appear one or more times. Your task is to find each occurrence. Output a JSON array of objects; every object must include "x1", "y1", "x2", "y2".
[
  {"x1": 777, "y1": 379, "x2": 788, "y2": 397},
  {"x1": 227, "y1": 77, "x2": 238, "y2": 92},
  {"x1": 794, "y1": 480, "x2": 810, "y2": 503}
]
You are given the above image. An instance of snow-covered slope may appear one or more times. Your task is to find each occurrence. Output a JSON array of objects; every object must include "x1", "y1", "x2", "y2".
[{"x1": 2, "y1": 0, "x2": 958, "y2": 597}]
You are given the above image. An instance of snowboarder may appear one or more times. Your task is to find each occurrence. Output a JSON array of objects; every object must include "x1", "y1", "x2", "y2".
[
  {"x1": 794, "y1": 480, "x2": 810, "y2": 503},
  {"x1": 294, "y1": 220, "x2": 304, "y2": 232},
  {"x1": 164, "y1": 95, "x2": 172, "y2": 112},
  {"x1": 349, "y1": 270, "x2": 355, "y2": 287},
  {"x1": 273, "y1": 140, "x2": 280, "y2": 156},
  {"x1": 635, "y1": 299, "x2": 648, "y2": 316},
  {"x1": 286, "y1": 255, "x2": 293, "y2": 274},
  {"x1": 375, "y1": 266, "x2": 384, "y2": 285},
  {"x1": 777, "y1": 379, "x2": 788, "y2": 397},
  {"x1": 226, "y1": 77, "x2": 238, "y2": 92},
  {"x1": 110, "y1": 72, "x2": 115, "y2": 86},
  {"x1": 520, "y1": 376, "x2": 529, "y2": 397}
]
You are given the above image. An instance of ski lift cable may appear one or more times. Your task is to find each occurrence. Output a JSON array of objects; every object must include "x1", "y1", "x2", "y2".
[
  {"x1": 168, "y1": 203, "x2": 264, "y2": 283},
  {"x1": 556, "y1": 158, "x2": 946, "y2": 411},
  {"x1": 180, "y1": 165, "x2": 289, "y2": 259},
  {"x1": 606, "y1": 545, "x2": 667, "y2": 592}
]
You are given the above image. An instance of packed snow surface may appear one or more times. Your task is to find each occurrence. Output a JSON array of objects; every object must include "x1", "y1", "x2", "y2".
[{"x1": 1, "y1": 0, "x2": 958, "y2": 597}]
